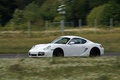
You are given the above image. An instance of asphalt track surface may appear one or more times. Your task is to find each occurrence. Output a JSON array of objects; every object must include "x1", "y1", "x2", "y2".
[{"x1": 0, "y1": 53, "x2": 120, "y2": 58}]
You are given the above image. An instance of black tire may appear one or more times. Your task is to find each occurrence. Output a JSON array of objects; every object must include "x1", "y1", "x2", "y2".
[
  {"x1": 53, "y1": 48, "x2": 64, "y2": 57},
  {"x1": 90, "y1": 47, "x2": 100, "y2": 57}
]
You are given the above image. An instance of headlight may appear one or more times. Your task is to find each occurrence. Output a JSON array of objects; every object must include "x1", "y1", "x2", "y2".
[
  {"x1": 31, "y1": 46, "x2": 36, "y2": 49},
  {"x1": 43, "y1": 45, "x2": 51, "y2": 50},
  {"x1": 100, "y1": 44, "x2": 103, "y2": 48}
]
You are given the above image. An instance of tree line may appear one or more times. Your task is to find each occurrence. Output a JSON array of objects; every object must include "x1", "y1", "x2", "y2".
[{"x1": 0, "y1": 0, "x2": 120, "y2": 27}]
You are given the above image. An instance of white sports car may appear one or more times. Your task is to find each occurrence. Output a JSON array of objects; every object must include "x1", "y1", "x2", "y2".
[{"x1": 28, "y1": 36, "x2": 104, "y2": 57}]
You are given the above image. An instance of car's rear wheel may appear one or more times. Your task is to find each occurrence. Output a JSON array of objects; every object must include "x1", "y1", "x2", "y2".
[
  {"x1": 53, "y1": 48, "x2": 64, "y2": 57},
  {"x1": 90, "y1": 47, "x2": 100, "y2": 57}
]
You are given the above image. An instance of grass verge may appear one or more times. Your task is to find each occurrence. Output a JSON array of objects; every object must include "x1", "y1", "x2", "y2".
[
  {"x1": 0, "y1": 28, "x2": 120, "y2": 53},
  {"x1": 0, "y1": 57, "x2": 120, "y2": 80}
]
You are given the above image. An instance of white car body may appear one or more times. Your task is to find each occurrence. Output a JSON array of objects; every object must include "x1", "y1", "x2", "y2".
[{"x1": 28, "y1": 36, "x2": 104, "y2": 57}]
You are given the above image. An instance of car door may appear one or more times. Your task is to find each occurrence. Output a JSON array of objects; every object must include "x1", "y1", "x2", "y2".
[{"x1": 65, "y1": 38, "x2": 87, "y2": 56}]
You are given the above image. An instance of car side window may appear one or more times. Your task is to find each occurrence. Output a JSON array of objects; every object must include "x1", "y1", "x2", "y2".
[
  {"x1": 81, "y1": 39, "x2": 87, "y2": 44},
  {"x1": 70, "y1": 38, "x2": 87, "y2": 44},
  {"x1": 56, "y1": 38, "x2": 70, "y2": 44}
]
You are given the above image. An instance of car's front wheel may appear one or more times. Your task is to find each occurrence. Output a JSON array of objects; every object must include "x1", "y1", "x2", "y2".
[
  {"x1": 90, "y1": 47, "x2": 100, "y2": 57},
  {"x1": 53, "y1": 48, "x2": 64, "y2": 57}
]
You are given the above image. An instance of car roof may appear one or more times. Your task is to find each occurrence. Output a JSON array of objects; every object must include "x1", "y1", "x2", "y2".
[
  {"x1": 61, "y1": 36, "x2": 92, "y2": 42},
  {"x1": 61, "y1": 36, "x2": 83, "y2": 39}
]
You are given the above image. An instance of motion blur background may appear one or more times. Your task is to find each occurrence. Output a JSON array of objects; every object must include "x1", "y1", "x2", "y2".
[{"x1": 0, "y1": 0, "x2": 120, "y2": 53}]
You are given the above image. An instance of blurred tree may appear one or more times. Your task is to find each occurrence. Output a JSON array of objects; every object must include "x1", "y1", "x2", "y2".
[
  {"x1": 14, "y1": 0, "x2": 46, "y2": 9},
  {"x1": 39, "y1": 0, "x2": 59, "y2": 21},
  {"x1": 12, "y1": 2, "x2": 41, "y2": 24},
  {"x1": 0, "y1": 0, "x2": 17, "y2": 26},
  {"x1": 108, "y1": 0, "x2": 120, "y2": 4},
  {"x1": 87, "y1": 3, "x2": 120, "y2": 26},
  {"x1": 34, "y1": 0, "x2": 47, "y2": 6},
  {"x1": 88, "y1": 0, "x2": 109, "y2": 9},
  {"x1": 1, "y1": 0, "x2": 120, "y2": 27},
  {"x1": 11, "y1": 9, "x2": 24, "y2": 24},
  {"x1": 0, "y1": 0, "x2": 46, "y2": 26},
  {"x1": 65, "y1": 0, "x2": 90, "y2": 26},
  {"x1": 14, "y1": 0, "x2": 33, "y2": 9},
  {"x1": 23, "y1": 2, "x2": 41, "y2": 22}
]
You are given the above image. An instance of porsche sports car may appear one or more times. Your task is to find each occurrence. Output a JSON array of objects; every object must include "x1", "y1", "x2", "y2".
[{"x1": 28, "y1": 36, "x2": 104, "y2": 57}]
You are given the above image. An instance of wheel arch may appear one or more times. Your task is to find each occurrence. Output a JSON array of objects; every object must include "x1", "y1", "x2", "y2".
[
  {"x1": 53, "y1": 47, "x2": 64, "y2": 57},
  {"x1": 90, "y1": 47, "x2": 101, "y2": 57}
]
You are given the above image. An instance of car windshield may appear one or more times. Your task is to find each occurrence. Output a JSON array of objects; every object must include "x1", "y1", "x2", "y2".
[{"x1": 51, "y1": 37, "x2": 70, "y2": 44}]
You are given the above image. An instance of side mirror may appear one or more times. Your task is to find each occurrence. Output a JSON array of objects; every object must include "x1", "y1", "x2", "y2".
[{"x1": 69, "y1": 42, "x2": 75, "y2": 45}]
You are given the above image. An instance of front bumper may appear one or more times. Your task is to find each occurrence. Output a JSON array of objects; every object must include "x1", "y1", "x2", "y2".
[
  {"x1": 100, "y1": 47, "x2": 104, "y2": 56},
  {"x1": 28, "y1": 50, "x2": 53, "y2": 57}
]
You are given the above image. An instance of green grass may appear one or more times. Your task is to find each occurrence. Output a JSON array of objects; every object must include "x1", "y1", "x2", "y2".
[
  {"x1": 0, "y1": 57, "x2": 120, "y2": 80},
  {"x1": 0, "y1": 28, "x2": 120, "y2": 53}
]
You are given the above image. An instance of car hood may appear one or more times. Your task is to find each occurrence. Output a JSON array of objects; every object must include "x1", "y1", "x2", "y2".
[
  {"x1": 31, "y1": 44, "x2": 51, "y2": 50},
  {"x1": 30, "y1": 43, "x2": 65, "y2": 51}
]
